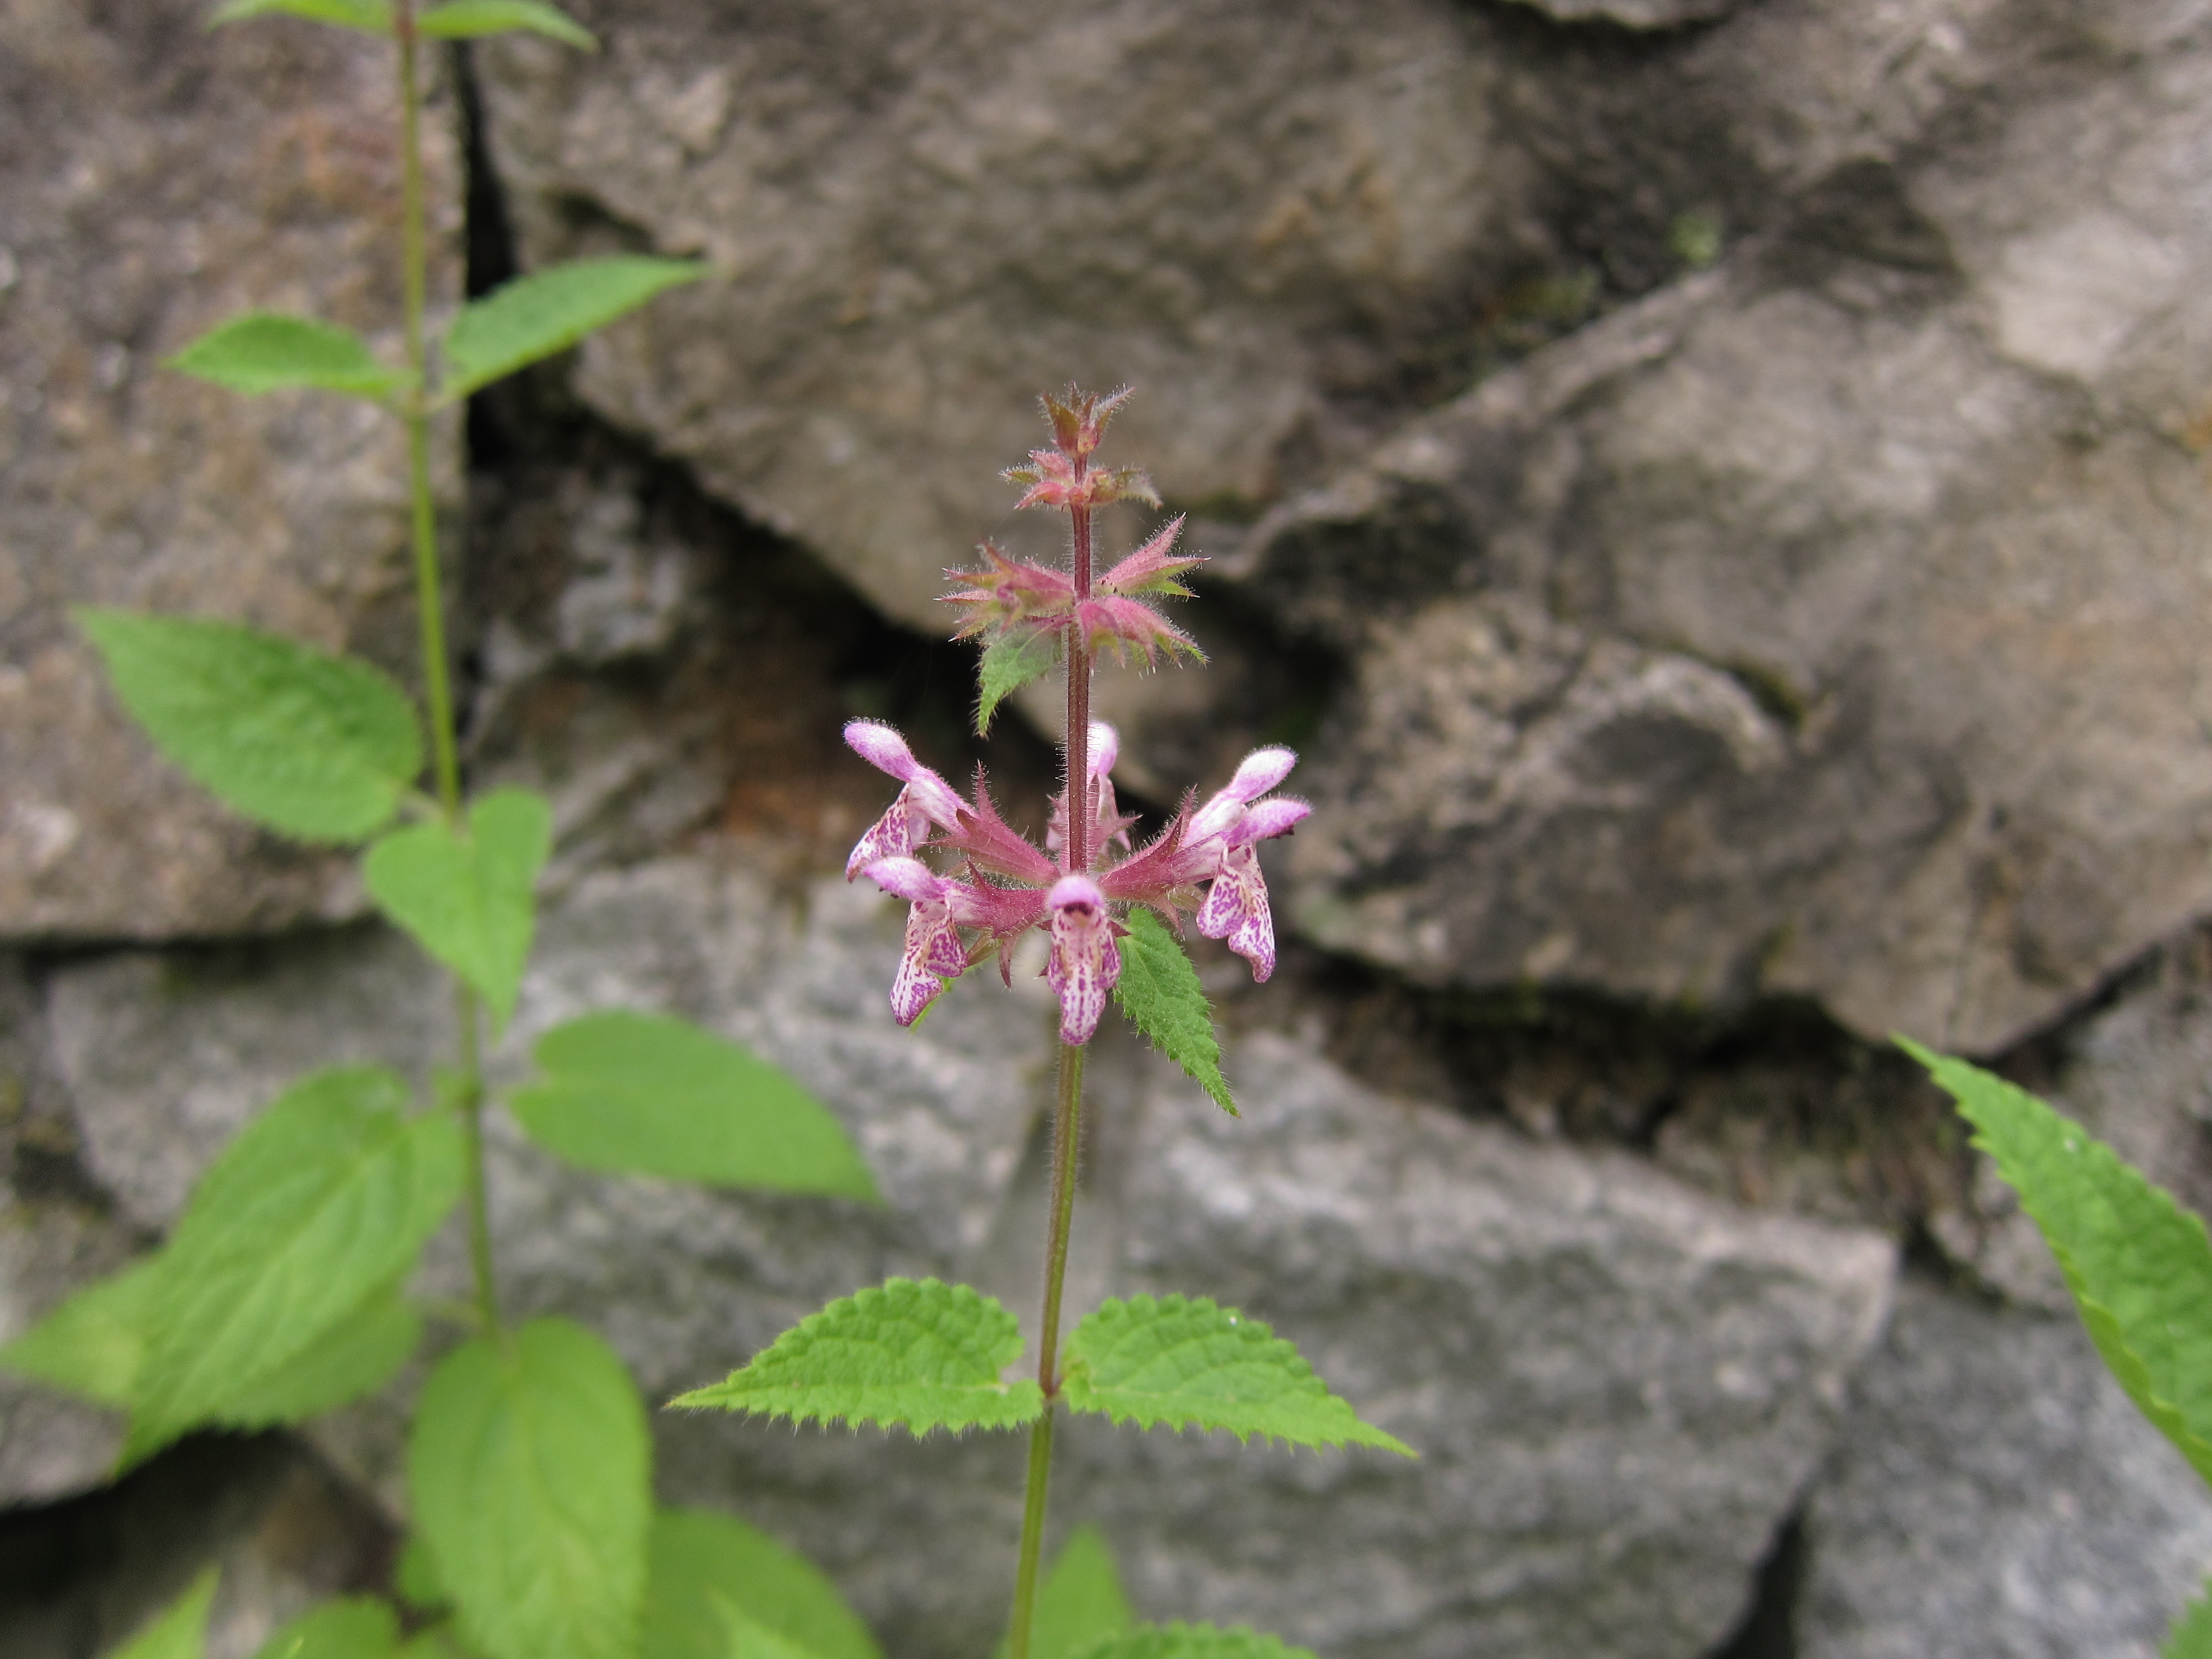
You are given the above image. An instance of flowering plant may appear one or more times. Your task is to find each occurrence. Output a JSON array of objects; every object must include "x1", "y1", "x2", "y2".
[{"x1": 678, "y1": 389, "x2": 1412, "y2": 1659}]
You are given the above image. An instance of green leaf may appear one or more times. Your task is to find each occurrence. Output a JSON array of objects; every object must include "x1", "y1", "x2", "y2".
[
  {"x1": 126, "y1": 1068, "x2": 464, "y2": 1461},
  {"x1": 251, "y1": 1598, "x2": 401, "y2": 1659},
  {"x1": 441, "y1": 258, "x2": 706, "y2": 399},
  {"x1": 1061, "y1": 1296, "x2": 1411, "y2": 1456},
  {"x1": 719, "y1": 1608, "x2": 820, "y2": 1659},
  {"x1": 115, "y1": 1569, "x2": 220, "y2": 1659},
  {"x1": 511, "y1": 1012, "x2": 876, "y2": 1199},
  {"x1": 1903, "y1": 1039, "x2": 2212, "y2": 1487},
  {"x1": 218, "y1": 1284, "x2": 423, "y2": 1428},
  {"x1": 409, "y1": 1318, "x2": 652, "y2": 1659},
  {"x1": 0, "y1": 1256, "x2": 162, "y2": 1409},
  {"x1": 644, "y1": 1509, "x2": 880, "y2": 1659},
  {"x1": 395, "y1": 1536, "x2": 450, "y2": 1614},
  {"x1": 1111, "y1": 910, "x2": 1235, "y2": 1116},
  {"x1": 167, "y1": 313, "x2": 408, "y2": 398},
  {"x1": 417, "y1": 0, "x2": 594, "y2": 45},
  {"x1": 364, "y1": 788, "x2": 551, "y2": 1030},
  {"x1": 1001, "y1": 1527, "x2": 1133, "y2": 1659},
  {"x1": 210, "y1": 0, "x2": 393, "y2": 33},
  {"x1": 2169, "y1": 1586, "x2": 2212, "y2": 1659},
  {"x1": 76, "y1": 609, "x2": 423, "y2": 843},
  {"x1": 1068, "y1": 1627, "x2": 1314, "y2": 1659},
  {"x1": 669, "y1": 1279, "x2": 1043, "y2": 1434},
  {"x1": 974, "y1": 631, "x2": 1057, "y2": 737}
]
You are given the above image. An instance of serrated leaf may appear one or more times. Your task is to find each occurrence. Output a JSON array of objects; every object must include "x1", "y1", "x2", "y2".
[
  {"x1": 669, "y1": 1279, "x2": 1043, "y2": 1434},
  {"x1": 1904, "y1": 1039, "x2": 2212, "y2": 1487},
  {"x1": 167, "y1": 313, "x2": 408, "y2": 398},
  {"x1": 364, "y1": 788, "x2": 551, "y2": 1029},
  {"x1": 0, "y1": 1255, "x2": 162, "y2": 1408},
  {"x1": 975, "y1": 631, "x2": 1057, "y2": 737},
  {"x1": 1069, "y1": 1627, "x2": 1314, "y2": 1659},
  {"x1": 115, "y1": 1569, "x2": 220, "y2": 1659},
  {"x1": 409, "y1": 1318, "x2": 652, "y2": 1659},
  {"x1": 511, "y1": 1012, "x2": 876, "y2": 1199},
  {"x1": 645, "y1": 1509, "x2": 880, "y2": 1659},
  {"x1": 417, "y1": 0, "x2": 593, "y2": 45},
  {"x1": 218, "y1": 1284, "x2": 422, "y2": 1428},
  {"x1": 211, "y1": 0, "x2": 393, "y2": 33},
  {"x1": 76, "y1": 609, "x2": 423, "y2": 843},
  {"x1": 126, "y1": 1068, "x2": 464, "y2": 1461},
  {"x1": 441, "y1": 258, "x2": 706, "y2": 399},
  {"x1": 1111, "y1": 910, "x2": 1234, "y2": 1116},
  {"x1": 1061, "y1": 1296, "x2": 1411, "y2": 1456},
  {"x1": 2169, "y1": 1586, "x2": 2212, "y2": 1659},
  {"x1": 1000, "y1": 1527, "x2": 1133, "y2": 1659},
  {"x1": 251, "y1": 1597, "x2": 401, "y2": 1659}
]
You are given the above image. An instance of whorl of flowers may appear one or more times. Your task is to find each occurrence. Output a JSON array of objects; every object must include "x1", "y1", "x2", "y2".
[{"x1": 842, "y1": 388, "x2": 1309, "y2": 1045}]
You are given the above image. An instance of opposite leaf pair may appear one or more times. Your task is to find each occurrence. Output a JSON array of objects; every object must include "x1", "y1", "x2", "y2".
[{"x1": 673, "y1": 1278, "x2": 1412, "y2": 1457}]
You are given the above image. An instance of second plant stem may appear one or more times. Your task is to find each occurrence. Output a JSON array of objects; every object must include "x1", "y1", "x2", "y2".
[{"x1": 395, "y1": 0, "x2": 500, "y2": 1336}]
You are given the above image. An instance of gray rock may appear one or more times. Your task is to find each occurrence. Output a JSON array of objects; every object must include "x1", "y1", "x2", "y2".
[
  {"x1": 1239, "y1": 13, "x2": 2212, "y2": 1048},
  {"x1": 468, "y1": 0, "x2": 2212, "y2": 1053},
  {"x1": 655, "y1": 1027, "x2": 1896, "y2": 1659},
  {"x1": 38, "y1": 854, "x2": 1057, "y2": 1513},
  {"x1": 0, "y1": 9, "x2": 461, "y2": 942},
  {"x1": 0, "y1": 952, "x2": 139, "y2": 1506},
  {"x1": 1504, "y1": 0, "x2": 1748, "y2": 26},
  {"x1": 1801, "y1": 1277, "x2": 2212, "y2": 1659},
  {"x1": 30, "y1": 862, "x2": 1899, "y2": 1659},
  {"x1": 0, "y1": 1434, "x2": 392, "y2": 1659},
  {"x1": 1062, "y1": 1031, "x2": 1897, "y2": 1659}
]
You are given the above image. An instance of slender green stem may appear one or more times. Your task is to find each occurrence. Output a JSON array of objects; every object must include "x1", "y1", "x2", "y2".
[
  {"x1": 394, "y1": 0, "x2": 461, "y2": 814},
  {"x1": 394, "y1": 0, "x2": 498, "y2": 1332},
  {"x1": 1009, "y1": 1403, "x2": 1058, "y2": 1659},
  {"x1": 1010, "y1": 1041, "x2": 1088, "y2": 1659},
  {"x1": 454, "y1": 982, "x2": 501, "y2": 1333}
]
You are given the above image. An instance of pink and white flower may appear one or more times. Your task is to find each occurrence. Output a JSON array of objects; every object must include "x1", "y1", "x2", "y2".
[{"x1": 848, "y1": 718, "x2": 1306, "y2": 1034}]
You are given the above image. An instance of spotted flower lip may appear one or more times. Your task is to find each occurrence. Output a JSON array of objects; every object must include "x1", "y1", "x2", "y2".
[{"x1": 1045, "y1": 875, "x2": 1120, "y2": 1046}]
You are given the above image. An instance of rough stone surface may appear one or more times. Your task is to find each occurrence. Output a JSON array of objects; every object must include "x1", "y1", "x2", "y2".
[
  {"x1": 1803, "y1": 1277, "x2": 2212, "y2": 1659},
  {"x1": 471, "y1": 0, "x2": 2212, "y2": 1050},
  {"x1": 0, "y1": 1433, "x2": 392, "y2": 1659},
  {"x1": 1236, "y1": 15, "x2": 2212, "y2": 1048},
  {"x1": 0, "y1": 5, "x2": 459, "y2": 942},
  {"x1": 1054, "y1": 1032, "x2": 1898, "y2": 1659},
  {"x1": 0, "y1": 953, "x2": 138, "y2": 1506},
  {"x1": 32, "y1": 900, "x2": 1897, "y2": 1659}
]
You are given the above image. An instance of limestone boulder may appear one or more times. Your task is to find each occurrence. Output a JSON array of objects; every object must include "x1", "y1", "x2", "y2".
[
  {"x1": 32, "y1": 888, "x2": 1898, "y2": 1659},
  {"x1": 1235, "y1": 17, "x2": 2212, "y2": 1049}
]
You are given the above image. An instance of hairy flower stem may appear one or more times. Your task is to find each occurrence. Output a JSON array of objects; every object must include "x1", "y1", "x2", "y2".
[
  {"x1": 1011, "y1": 1040, "x2": 1088, "y2": 1659},
  {"x1": 396, "y1": 0, "x2": 500, "y2": 1334}
]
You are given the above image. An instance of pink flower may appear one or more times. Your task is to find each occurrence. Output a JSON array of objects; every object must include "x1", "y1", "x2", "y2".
[
  {"x1": 1045, "y1": 875, "x2": 1122, "y2": 1045},
  {"x1": 843, "y1": 720, "x2": 968, "y2": 879}
]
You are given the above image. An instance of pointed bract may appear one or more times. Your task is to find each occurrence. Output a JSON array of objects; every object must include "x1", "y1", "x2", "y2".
[{"x1": 1102, "y1": 517, "x2": 1204, "y2": 597}]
